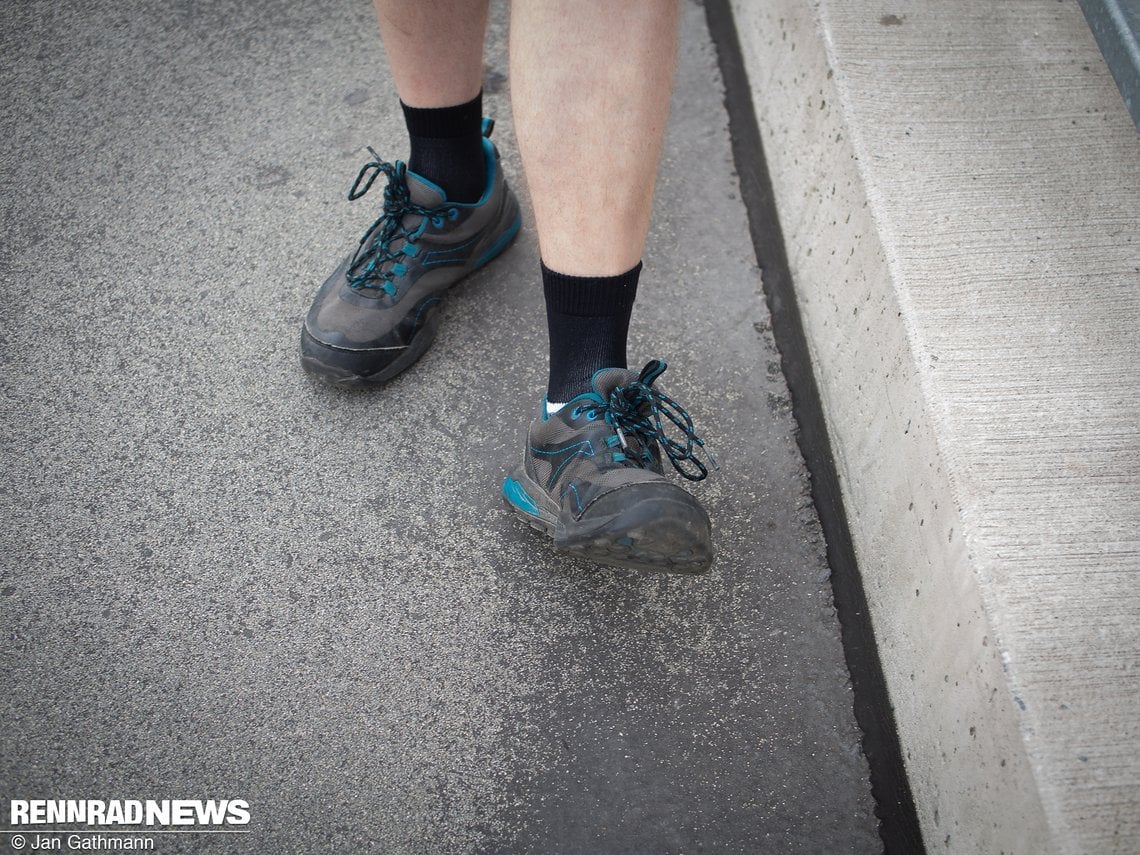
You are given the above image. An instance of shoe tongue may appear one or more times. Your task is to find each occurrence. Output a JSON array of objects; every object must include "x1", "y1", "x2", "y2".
[
  {"x1": 405, "y1": 170, "x2": 447, "y2": 208},
  {"x1": 590, "y1": 367, "x2": 640, "y2": 400}
]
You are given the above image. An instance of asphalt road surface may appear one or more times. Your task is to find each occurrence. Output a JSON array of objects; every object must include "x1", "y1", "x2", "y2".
[{"x1": 1, "y1": 1, "x2": 881, "y2": 852}]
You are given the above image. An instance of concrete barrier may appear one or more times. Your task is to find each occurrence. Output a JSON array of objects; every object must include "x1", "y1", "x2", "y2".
[{"x1": 729, "y1": 0, "x2": 1140, "y2": 852}]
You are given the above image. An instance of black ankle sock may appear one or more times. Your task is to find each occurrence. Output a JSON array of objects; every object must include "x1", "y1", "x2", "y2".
[
  {"x1": 400, "y1": 92, "x2": 486, "y2": 204},
  {"x1": 543, "y1": 261, "x2": 641, "y2": 404}
]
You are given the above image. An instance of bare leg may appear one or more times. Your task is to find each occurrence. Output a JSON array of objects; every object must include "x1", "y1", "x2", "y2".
[
  {"x1": 372, "y1": 0, "x2": 489, "y2": 107},
  {"x1": 372, "y1": 0, "x2": 492, "y2": 202},
  {"x1": 510, "y1": 0, "x2": 680, "y2": 276}
]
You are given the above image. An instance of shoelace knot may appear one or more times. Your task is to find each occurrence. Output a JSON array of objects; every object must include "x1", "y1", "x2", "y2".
[
  {"x1": 604, "y1": 360, "x2": 717, "y2": 482},
  {"x1": 344, "y1": 148, "x2": 458, "y2": 296}
]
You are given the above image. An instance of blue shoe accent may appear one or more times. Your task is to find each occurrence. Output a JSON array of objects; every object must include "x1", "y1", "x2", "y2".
[
  {"x1": 567, "y1": 391, "x2": 606, "y2": 407},
  {"x1": 422, "y1": 233, "x2": 482, "y2": 268},
  {"x1": 410, "y1": 296, "x2": 442, "y2": 334},
  {"x1": 503, "y1": 475, "x2": 540, "y2": 516},
  {"x1": 475, "y1": 213, "x2": 521, "y2": 269},
  {"x1": 561, "y1": 481, "x2": 585, "y2": 514},
  {"x1": 531, "y1": 439, "x2": 595, "y2": 488}
]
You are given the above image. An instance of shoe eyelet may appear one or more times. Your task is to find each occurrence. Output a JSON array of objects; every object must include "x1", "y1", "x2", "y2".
[
  {"x1": 586, "y1": 409, "x2": 599, "y2": 421},
  {"x1": 448, "y1": 208, "x2": 460, "y2": 220},
  {"x1": 431, "y1": 215, "x2": 444, "y2": 228}
]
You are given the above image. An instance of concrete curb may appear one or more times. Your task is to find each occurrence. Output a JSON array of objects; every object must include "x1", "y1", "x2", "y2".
[{"x1": 729, "y1": 0, "x2": 1140, "y2": 852}]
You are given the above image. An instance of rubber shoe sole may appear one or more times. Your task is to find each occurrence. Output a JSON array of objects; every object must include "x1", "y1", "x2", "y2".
[
  {"x1": 503, "y1": 465, "x2": 714, "y2": 575},
  {"x1": 300, "y1": 310, "x2": 439, "y2": 388}
]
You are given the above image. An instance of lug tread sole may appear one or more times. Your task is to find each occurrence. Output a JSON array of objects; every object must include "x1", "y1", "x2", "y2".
[{"x1": 502, "y1": 497, "x2": 711, "y2": 576}]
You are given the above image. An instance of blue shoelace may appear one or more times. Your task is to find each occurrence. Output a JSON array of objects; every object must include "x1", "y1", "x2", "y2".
[
  {"x1": 604, "y1": 360, "x2": 717, "y2": 482},
  {"x1": 344, "y1": 148, "x2": 458, "y2": 295}
]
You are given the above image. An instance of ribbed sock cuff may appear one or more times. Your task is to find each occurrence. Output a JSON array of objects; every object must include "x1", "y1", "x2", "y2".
[
  {"x1": 541, "y1": 261, "x2": 641, "y2": 318},
  {"x1": 400, "y1": 91, "x2": 483, "y2": 139},
  {"x1": 542, "y1": 261, "x2": 642, "y2": 402},
  {"x1": 400, "y1": 91, "x2": 486, "y2": 203}
]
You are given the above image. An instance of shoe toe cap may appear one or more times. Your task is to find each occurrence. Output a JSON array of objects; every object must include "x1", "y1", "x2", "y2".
[
  {"x1": 567, "y1": 481, "x2": 714, "y2": 573},
  {"x1": 305, "y1": 272, "x2": 406, "y2": 351}
]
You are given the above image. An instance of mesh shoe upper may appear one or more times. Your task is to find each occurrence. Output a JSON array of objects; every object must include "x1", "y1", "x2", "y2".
[
  {"x1": 525, "y1": 361, "x2": 714, "y2": 521},
  {"x1": 304, "y1": 131, "x2": 519, "y2": 354}
]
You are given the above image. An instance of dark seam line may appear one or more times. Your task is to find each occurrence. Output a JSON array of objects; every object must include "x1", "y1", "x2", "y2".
[{"x1": 703, "y1": 3, "x2": 927, "y2": 853}]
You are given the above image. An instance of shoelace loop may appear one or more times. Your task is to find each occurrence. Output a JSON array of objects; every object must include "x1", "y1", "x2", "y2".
[
  {"x1": 605, "y1": 360, "x2": 717, "y2": 482},
  {"x1": 344, "y1": 148, "x2": 458, "y2": 294}
]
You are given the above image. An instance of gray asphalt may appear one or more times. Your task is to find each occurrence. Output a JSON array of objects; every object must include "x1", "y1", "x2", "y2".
[{"x1": 1, "y1": 0, "x2": 881, "y2": 852}]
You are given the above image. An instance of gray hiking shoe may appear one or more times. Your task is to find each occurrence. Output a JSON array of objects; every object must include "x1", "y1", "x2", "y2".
[
  {"x1": 502, "y1": 360, "x2": 716, "y2": 574},
  {"x1": 301, "y1": 119, "x2": 521, "y2": 386}
]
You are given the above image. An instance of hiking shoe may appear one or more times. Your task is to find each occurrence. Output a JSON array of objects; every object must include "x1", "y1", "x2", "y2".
[
  {"x1": 502, "y1": 360, "x2": 716, "y2": 574},
  {"x1": 301, "y1": 118, "x2": 521, "y2": 386}
]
